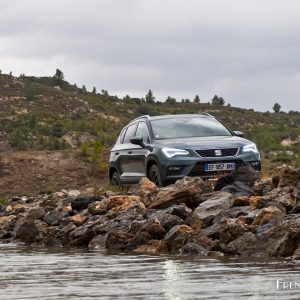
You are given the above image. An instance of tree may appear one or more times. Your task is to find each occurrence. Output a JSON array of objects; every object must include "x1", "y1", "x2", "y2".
[
  {"x1": 123, "y1": 95, "x2": 132, "y2": 103},
  {"x1": 80, "y1": 141, "x2": 107, "y2": 175},
  {"x1": 165, "y1": 96, "x2": 176, "y2": 105},
  {"x1": 145, "y1": 89, "x2": 155, "y2": 103},
  {"x1": 211, "y1": 95, "x2": 225, "y2": 106},
  {"x1": 53, "y1": 69, "x2": 64, "y2": 87},
  {"x1": 193, "y1": 95, "x2": 200, "y2": 103},
  {"x1": 52, "y1": 121, "x2": 64, "y2": 137},
  {"x1": 92, "y1": 86, "x2": 97, "y2": 94},
  {"x1": 101, "y1": 89, "x2": 109, "y2": 97},
  {"x1": 273, "y1": 102, "x2": 281, "y2": 113},
  {"x1": 81, "y1": 85, "x2": 87, "y2": 93}
]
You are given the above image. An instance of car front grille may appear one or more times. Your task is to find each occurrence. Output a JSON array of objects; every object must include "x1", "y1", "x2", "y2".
[
  {"x1": 188, "y1": 159, "x2": 245, "y2": 177},
  {"x1": 195, "y1": 147, "x2": 239, "y2": 157}
]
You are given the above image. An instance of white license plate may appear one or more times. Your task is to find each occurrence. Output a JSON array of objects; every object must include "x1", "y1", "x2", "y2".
[{"x1": 205, "y1": 162, "x2": 236, "y2": 172}]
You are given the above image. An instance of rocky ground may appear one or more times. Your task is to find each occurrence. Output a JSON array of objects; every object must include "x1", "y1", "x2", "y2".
[
  {"x1": 0, "y1": 166, "x2": 300, "y2": 259},
  {"x1": 0, "y1": 150, "x2": 106, "y2": 197}
]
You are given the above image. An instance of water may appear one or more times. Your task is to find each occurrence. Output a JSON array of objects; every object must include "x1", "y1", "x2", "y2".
[{"x1": 0, "y1": 244, "x2": 299, "y2": 300}]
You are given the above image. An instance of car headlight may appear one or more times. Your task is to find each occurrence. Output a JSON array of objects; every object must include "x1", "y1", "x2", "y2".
[
  {"x1": 162, "y1": 148, "x2": 190, "y2": 158},
  {"x1": 242, "y1": 143, "x2": 258, "y2": 153}
]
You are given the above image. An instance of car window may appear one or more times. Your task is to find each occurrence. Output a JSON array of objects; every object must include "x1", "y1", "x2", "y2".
[
  {"x1": 150, "y1": 117, "x2": 232, "y2": 139},
  {"x1": 123, "y1": 124, "x2": 137, "y2": 144},
  {"x1": 116, "y1": 128, "x2": 126, "y2": 144},
  {"x1": 136, "y1": 122, "x2": 150, "y2": 143}
]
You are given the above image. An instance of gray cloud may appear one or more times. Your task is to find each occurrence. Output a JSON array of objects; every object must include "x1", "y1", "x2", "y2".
[{"x1": 0, "y1": 0, "x2": 300, "y2": 111}]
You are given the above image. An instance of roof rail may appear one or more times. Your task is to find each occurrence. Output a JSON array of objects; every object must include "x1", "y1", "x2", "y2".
[
  {"x1": 201, "y1": 112, "x2": 213, "y2": 117},
  {"x1": 130, "y1": 115, "x2": 151, "y2": 123}
]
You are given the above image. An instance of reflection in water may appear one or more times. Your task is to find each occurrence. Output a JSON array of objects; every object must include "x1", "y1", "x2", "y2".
[
  {"x1": 163, "y1": 260, "x2": 182, "y2": 281},
  {"x1": 0, "y1": 245, "x2": 299, "y2": 299},
  {"x1": 162, "y1": 260, "x2": 185, "y2": 300}
]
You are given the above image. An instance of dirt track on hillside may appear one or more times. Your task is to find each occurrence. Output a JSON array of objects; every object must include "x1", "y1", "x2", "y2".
[{"x1": 0, "y1": 150, "x2": 107, "y2": 197}]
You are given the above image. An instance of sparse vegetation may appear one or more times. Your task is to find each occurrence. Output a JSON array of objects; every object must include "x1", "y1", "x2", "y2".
[
  {"x1": 0, "y1": 70, "x2": 300, "y2": 176},
  {"x1": 80, "y1": 141, "x2": 108, "y2": 175}
]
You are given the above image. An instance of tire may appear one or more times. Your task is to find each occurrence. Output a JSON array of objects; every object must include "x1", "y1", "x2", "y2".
[
  {"x1": 110, "y1": 171, "x2": 120, "y2": 186},
  {"x1": 148, "y1": 164, "x2": 163, "y2": 187}
]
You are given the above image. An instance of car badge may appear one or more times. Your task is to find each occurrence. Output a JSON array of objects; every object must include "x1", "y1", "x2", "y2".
[{"x1": 215, "y1": 150, "x2": 222, "y2": 156}]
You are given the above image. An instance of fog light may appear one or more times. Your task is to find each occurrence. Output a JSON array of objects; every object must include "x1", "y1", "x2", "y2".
[
  {"x1": 250, "y1": 161, "x2": 261, "y2": 171},
  {"x1": 167, "y1": 166, "x2": 183, "y2": 176},
  {"x1": 168, "y1": 166, "x2": 181, "y2": 171}
]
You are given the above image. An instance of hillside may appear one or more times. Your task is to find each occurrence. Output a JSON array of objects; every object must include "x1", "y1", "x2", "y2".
[{"x1": 0, "y1": 71, "x2": 300, "y2": 197}]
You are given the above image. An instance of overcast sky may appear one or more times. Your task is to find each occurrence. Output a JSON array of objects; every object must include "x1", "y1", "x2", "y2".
[{"x1": 0, "y1": 0, "x2": 300, "y2": 111}]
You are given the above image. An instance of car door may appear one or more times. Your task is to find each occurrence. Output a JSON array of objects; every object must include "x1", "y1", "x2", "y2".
[
  {"x1": 131, "y1": 121, "x2": 151, "y2": 177},
  {"x1": 118, "y1": 123, "x2": 140, "y2": 183}
]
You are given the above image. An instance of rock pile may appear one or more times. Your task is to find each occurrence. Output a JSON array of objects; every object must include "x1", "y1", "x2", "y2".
[{"x1": 1, "y1": 166, "x2": 300, "y2": 259}]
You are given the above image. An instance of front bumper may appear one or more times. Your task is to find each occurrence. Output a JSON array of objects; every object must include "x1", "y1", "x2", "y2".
[{"x1": 161, "y1": 156, "x2": 261, "y2": 184}]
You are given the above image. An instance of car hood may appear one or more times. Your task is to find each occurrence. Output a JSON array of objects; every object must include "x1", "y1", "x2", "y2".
[{"x1": 153, "y1": 136, "x2": 252, "y2": 149}]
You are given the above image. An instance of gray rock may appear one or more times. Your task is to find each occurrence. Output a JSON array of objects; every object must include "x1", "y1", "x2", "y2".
[
  {"x1": 180, "y1": 242, "x2": 209, "y2": 255},
  {"x1": 192, "y1": 192, "x2": 234, "y2": 228},
  {"x1": 71, "y1": 196, "x2": 100, "y2": 211},
  {"x1": 220, "y1": 218, "x2": 249, "y2": 244},
  {"x1": 214, "y1": 166, "x2": 257, "y2": 191},
  {"x1": 43, "y1": 210, "x2": 64, "y2": 226},
  {"x1": 25, "y1": 207, "x2": 46, "y2": 220},
  {"x1": 88, "y1": 199, "x2": 108, "y2": 215},
  {"x1": 164, "y1": 225, "x2": 193, "y2": 252},
  {"x1": 221, "y1": 181, "x2": 254, "y2": 197},
  {"x1": 15, "y1": 220, "x2": 38, "y2": 244},
  {"x1": 88, "y1": 233, "x2": 109, "y2": 250}
]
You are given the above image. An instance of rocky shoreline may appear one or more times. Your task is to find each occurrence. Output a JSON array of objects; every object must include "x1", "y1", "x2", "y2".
[{"x1": 1, "y1": 166, "x2": 300, "y2": 259}]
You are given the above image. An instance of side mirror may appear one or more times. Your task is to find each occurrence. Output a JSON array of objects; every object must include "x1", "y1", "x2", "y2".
[
  {"x1": 130, "y1": 136, "x2": 145, "y2": 147},
  {"x1": 233, "y1": 131, "x2": 244, "y2": 137},
  {"x1": 130, "y1": 136, "x2": 152, "y2": 151}
]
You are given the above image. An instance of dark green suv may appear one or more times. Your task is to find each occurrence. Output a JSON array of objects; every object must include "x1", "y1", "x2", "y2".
[{"x1": 109, "y1": 114, "x2": 261, "y2": 186}]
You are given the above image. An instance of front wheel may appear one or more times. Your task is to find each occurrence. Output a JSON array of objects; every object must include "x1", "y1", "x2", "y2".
[
  {"x1": 148, "y1": 164, "x2": 163, "y2": 187},
  {"x1": 110, "y1": 171, "x2": 120, "y2": 186}
]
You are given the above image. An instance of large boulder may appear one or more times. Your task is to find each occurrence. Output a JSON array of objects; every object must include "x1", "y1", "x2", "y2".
[
  {"x1": 15, "y1": 220, "x2": 39, "y2": 244},
  {"x1": 275, "y1": 167, "x2": 300, "y2": 188},
  {"x1": 0, "y1": 215, "x2": 16, "y2": 230},
  {"x1": 25, "y1": 207, "x2": 46, "y2": 221},
  {"x1": 227, "y1": 215, "x2": 300, "y2": 257},
  {"x1": 191, "y1": 192, "x2": 234, "y2": 229},
  {"x1": 108, "y1": 195, "x2": 144, "y2": 212},
  {"x1": 138, "y1": 177, "x2": 158, "y2": 207},
  {"x1": 105, "y1": 229, "x2": 136, "y2": 252},
  {"x1": 71, "y1": 196, "x2": 100, "y2": 211},
  {"x1": 88, "y1": 199, "x2": 108, "y2": 215},
  {"x1": 137, "y1": 219, "x2": 166, "y2": 241},
  {"x1": 220, "y1": 182, "x2": 254, "y2": 197},
  {"x1": 164, "y1": 225, "x2": 193, "y2": 252},
  {"x1": 214, "y1": 166, "x2": 258, "y2": 196},
  {"x1": 67, "y1": 226, "x2": 95, "y2": 247},
  {"x1": 253, "y1": 177, "x2": 274, "y2": 196},
  {"x1": 43, "y1": 210, "x2": 64, "y2": 226},
  {"x1": 147, "y1": 204, "x2": 192, "y2": 231},
  {"x1": 134, "y1": 240, "x2": 168, "y2": 255},
  {"x1": 252, "y1": 206, "x2": 285, "y2": 226},
  {"x1": 148, "y1": 177, "x2": 209, "y2": 209},
  {"x1": 88, "y1": 233, "x2": 109, "y2": 250},
  {"x1": 220, "y1": 218, "x2": 250, "y2": 244}
]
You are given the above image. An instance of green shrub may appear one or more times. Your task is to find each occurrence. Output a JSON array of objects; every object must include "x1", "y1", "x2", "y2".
[{"x1": 80, "y1": 141, "x2": 107, "y2": 174}]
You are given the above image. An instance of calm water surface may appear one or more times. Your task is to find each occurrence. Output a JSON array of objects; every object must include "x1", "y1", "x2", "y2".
[{"x1": 0, "y1": 244, "x2": 299, "y2": 299}]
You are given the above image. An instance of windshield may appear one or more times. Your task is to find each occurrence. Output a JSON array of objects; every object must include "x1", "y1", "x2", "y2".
[{"x1": 150, "y1": 117, "x2": 232, "y2": 139}]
